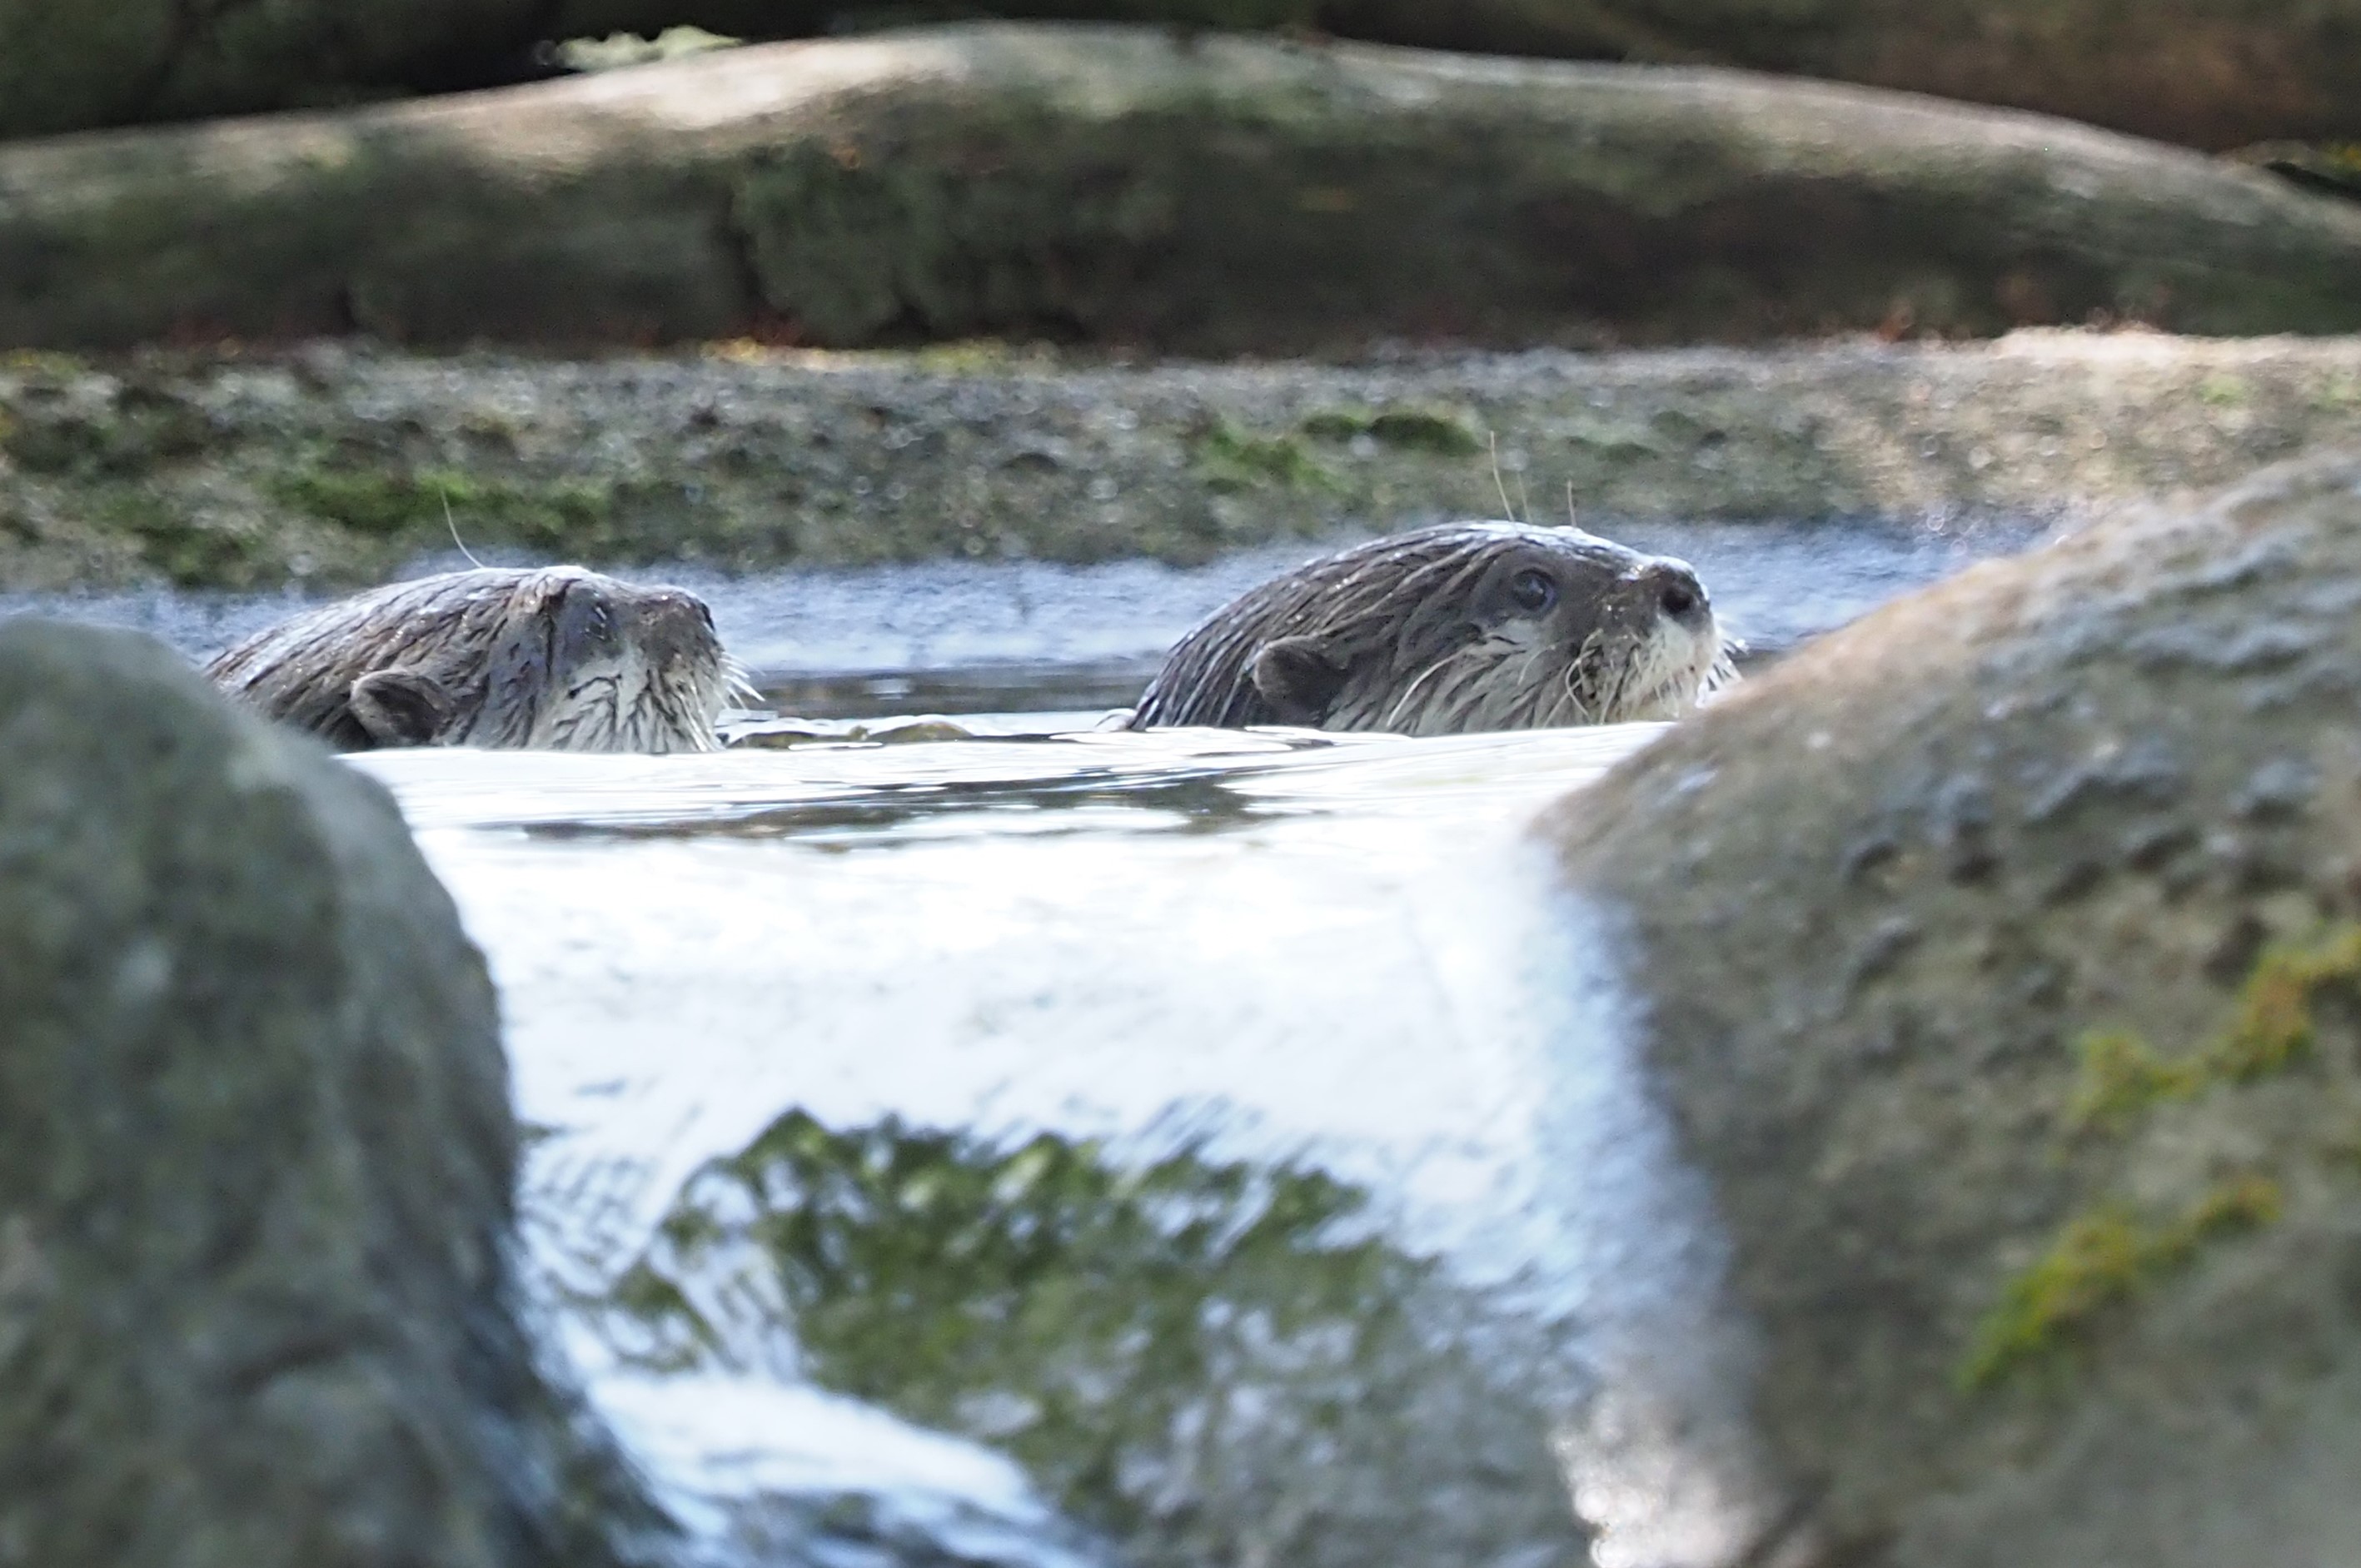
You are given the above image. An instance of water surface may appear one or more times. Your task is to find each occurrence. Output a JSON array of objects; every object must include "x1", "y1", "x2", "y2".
[
  {"x1": 361, "y1": 720, "x2": 1768, "y2": 1568},
  {"x1": 4, "y1": 510, "x2": 2045, "y2": 715}
]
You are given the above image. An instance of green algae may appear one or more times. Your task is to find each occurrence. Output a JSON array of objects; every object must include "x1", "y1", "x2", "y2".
[
  {"x1": 1958, "y1": 1173, "x2": 2282, "y2": 1391},
  {"x1": 2069, "y1": 923, "x2": 2361, "y2": 1130},
  {"x1": 1298, "y1": 406, "x2": 1484, "y2": 455},
  {"x1": 2196, "y1": 372, "x2": 2250, "y2": 408},
  {"x1": 591, "y1": 1111, "x2": 1576, "y2": 1561},
  {"x1": 2316, "y1": 373, "x2": 2361, "y2": 411},
  {"x1": 1960, "y1": 928, "x2": 2361, "y2": 1392},
  {"x1": 266, "y1": 461, "x2": 670, "y2": 560},
  {"x1": 1190, "y1": 417, "x2": 1341, "y2": 494},
  {"x1": 2, "y1": 384, "x2": 211, "y2": 479},
  {"x1": 93, "y1": 489, "x2": 264, "y2": 586}
]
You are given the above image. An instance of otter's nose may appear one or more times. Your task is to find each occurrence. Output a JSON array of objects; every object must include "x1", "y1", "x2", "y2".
[
  {"x1": 1642, "y1": 562, "x2": 1711, "y2": 624},
  {"x1": 634, "y1": 590, "x2": 720, "y2": 662}
]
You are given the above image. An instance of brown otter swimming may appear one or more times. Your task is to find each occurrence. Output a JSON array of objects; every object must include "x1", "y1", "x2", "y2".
[
  {"x1": 1126, "y1": 522, "x2": 1735, "y2": 734},
  {"x1": 206, "y1": 566, "x2": 744, "y2": 753}
]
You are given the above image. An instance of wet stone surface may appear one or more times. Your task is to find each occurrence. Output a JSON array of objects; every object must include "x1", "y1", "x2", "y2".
[{"x1": 1, "y1": 332, "x2": 2356, "y2": 591}]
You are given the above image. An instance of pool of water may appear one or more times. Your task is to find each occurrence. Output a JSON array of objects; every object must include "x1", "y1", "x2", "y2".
[{"x1": 366, "y1": 721, "x2": 1763, "y2": 1568}]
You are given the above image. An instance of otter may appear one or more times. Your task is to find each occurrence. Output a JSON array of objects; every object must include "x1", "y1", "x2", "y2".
[
  {"x1": 206, "y1": 566, "x2": 745, "y2": 754},
  {"x1": 1126, "y1": 522, "x2": 1735, "y2": 734}
]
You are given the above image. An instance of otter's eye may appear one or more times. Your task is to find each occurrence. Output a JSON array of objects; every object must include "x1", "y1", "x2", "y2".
[
  {"x1": 1660, "y1": 581, "x2": 1698, "y2": 617},
  {"x1": 1507, "y1": 568, "x2": 1558, "y2": 615}
]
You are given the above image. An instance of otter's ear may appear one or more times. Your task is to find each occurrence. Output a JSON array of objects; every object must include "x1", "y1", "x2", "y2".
[
  {"x1": 1250, "y1": 636, "x2": 1350, "y2": 724},
  {"x1": 349, "y1": 669, "x2": 456, "y2": 748}
]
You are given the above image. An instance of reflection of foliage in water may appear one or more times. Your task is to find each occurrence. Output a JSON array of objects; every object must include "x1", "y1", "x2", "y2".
[{"x1": 597, "y1": 1112, "x2": 1589, "y2": 1568}]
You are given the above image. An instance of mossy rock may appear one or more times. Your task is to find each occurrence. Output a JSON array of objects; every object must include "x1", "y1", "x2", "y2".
[
  {"x1": 0, "y1": 620, "x2": 667, "y2": 1567},
  {"x1": 1546, "y1": 448, "x2": 2361, "y2": 1564},
  {"x1": 11, "y1": 26, "x2": 2361, "y2": 353},
  {"x1": 12, "y1": 0, "x2": 2361, "y2": 150},
  {"x1": 10, "y1": 333, "x2": 2361, "y2": 591}
]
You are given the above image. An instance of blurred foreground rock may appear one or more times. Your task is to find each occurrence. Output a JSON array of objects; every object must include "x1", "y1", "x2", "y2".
[
  {"x1": 7, "y1": 26, "x2": 2361, "y2": 354},
  {"x1": 0, "y1": 621, "x2": 667, "y2": 1567},
  {"x1": 9, "y1": 0, "x2": 2358, "y2": 152},
  {"x1": 1547, "y1": 450, "x2": 2361, "y2": 1565}
]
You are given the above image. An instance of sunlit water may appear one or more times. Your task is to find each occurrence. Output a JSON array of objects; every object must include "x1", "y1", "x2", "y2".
[
  {"x1": 7, "y1": 515, "x2": 2051, "y2": 1568},
  {"x1": 358, "y1": 724, "x2": 1763, "y2": 1568}
]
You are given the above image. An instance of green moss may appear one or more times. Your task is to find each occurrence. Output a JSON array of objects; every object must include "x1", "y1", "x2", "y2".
[
  {"x1": 2067, "y1": 1029, "x2": 2206, "y2": 1127},
  {"x1": 1367, "y1": 408, "x2": 1485, "y2": 455},
  {"x1": 2314, "y1": 372, "x2": 2361, "y2": 411},
  {"x1": 1298, "y1": 407, "x2": 1373, "y2": 443},
  {"x1": 2, "y1": 384, "x2": 210, "y2": 479},
  {"x1": 97, "y1": 489, "x2": 265, "y2": 587},
  {"x1": 1191, "y1": 418, "x2": 1340, "y2": 494},
  {"x1": 2069, "y1": 923, "x2": 2361, "y2": 1129},
  {"x1": 1298, "y1": 405, "x2": 1484, "y2": 456},
  {"x1": 603, "y1": 1263, "x2": 714, "y2": 1371},
  {"x1": 2196, "y1": 372, "x2": 2249, "y2": 407},
  {"x1": 1958, "y1": 1173, "x2": 2282, "y2": 1391},
  {"x1": 268, "y1": 462, "x2": 640, "y2": 555},
  {"x1": 604, "y1": 1111, "x2": 1442, "y2": 1536}
]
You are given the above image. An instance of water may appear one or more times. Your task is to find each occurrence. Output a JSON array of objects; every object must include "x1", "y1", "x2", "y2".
[
  {"x1": 2, "y1": 510, "x2": 2043, "y2": 717},
  {"x1": 376, "y1": 725, "x2": 1711, "y2": 1568},
  {"x1": 3, "y1": 513, "x2": 2051, "y2": 1568}
]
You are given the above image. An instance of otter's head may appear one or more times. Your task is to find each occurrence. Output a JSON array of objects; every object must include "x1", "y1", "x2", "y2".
[
  {"x1": 1128, "y1": 522, "x2": 1736, "y2": 734},
  {"x1": 451, "y1": 569, "x2": 742, "y2": 753},
  {"x1": 209, "y1": 565, "x2": 746, "y2": 754}
]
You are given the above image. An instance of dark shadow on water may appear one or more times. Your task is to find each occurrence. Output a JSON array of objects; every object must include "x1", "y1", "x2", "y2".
[{"x1": 516, "y1": 764, "x2": 1284, "y2": 846}]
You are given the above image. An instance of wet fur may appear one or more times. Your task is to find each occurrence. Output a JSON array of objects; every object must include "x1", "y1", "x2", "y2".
[
  {"x1": 1128, "y1": 523, "x2": 1736, "y2": 734},
  {"x1": 206, "y1": 567, "x2": 746, "y2": 754}
]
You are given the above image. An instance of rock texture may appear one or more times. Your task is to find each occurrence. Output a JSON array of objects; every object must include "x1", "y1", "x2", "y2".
[
  {"x1": 11, "y1": 0, "x2": 2359, "y2": 152},
  {"x1": 7, "y1": 332, "x2": 2361, "y2": 592},
  {"x1": 1546, "y1": 450, "x2": 2361, "y2": 1565},
  {"x1": 1321, "y1": 0, "x2": 2361, "y2": 152},
  {"x1": 0, "y1": 620, "x2": 668, "y2": 1568},
  {"x1": 8, "y1": 26, "x2": 2361, "y2": 353}
]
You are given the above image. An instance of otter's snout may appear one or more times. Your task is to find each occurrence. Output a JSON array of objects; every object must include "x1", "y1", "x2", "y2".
[
  {"x1": 549, "y1": 581, "x2": 721, "y2": 679},
  {"x1": 630, "y1": 589, "x2": 722, "y2": 668},
  {"x1": 1639, "y1": 560, "x2": 1712, "y2": 626}
]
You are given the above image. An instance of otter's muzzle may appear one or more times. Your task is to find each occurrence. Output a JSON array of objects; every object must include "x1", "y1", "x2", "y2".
[{"x1": 1638, "y1": 560, "x2": 1713, "y2": 630}]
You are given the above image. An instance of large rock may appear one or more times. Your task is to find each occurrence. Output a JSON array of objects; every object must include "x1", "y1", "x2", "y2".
[
  {"x1": 1322, "y1": 0, "x2": 2361, "y2": 152},
  {"x1": 7, "y1": 26, "x2": 2361, "y2": 353},
  {"x1": 1544, "y1": 450, "x2": 2361, "y2": 1564},
  {"x1": 0, "y1": 621, "x2": 668, "y2": 1567},
  {"x1": 12, "y1": 0, "x2": 2359, "y2": 152}
]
